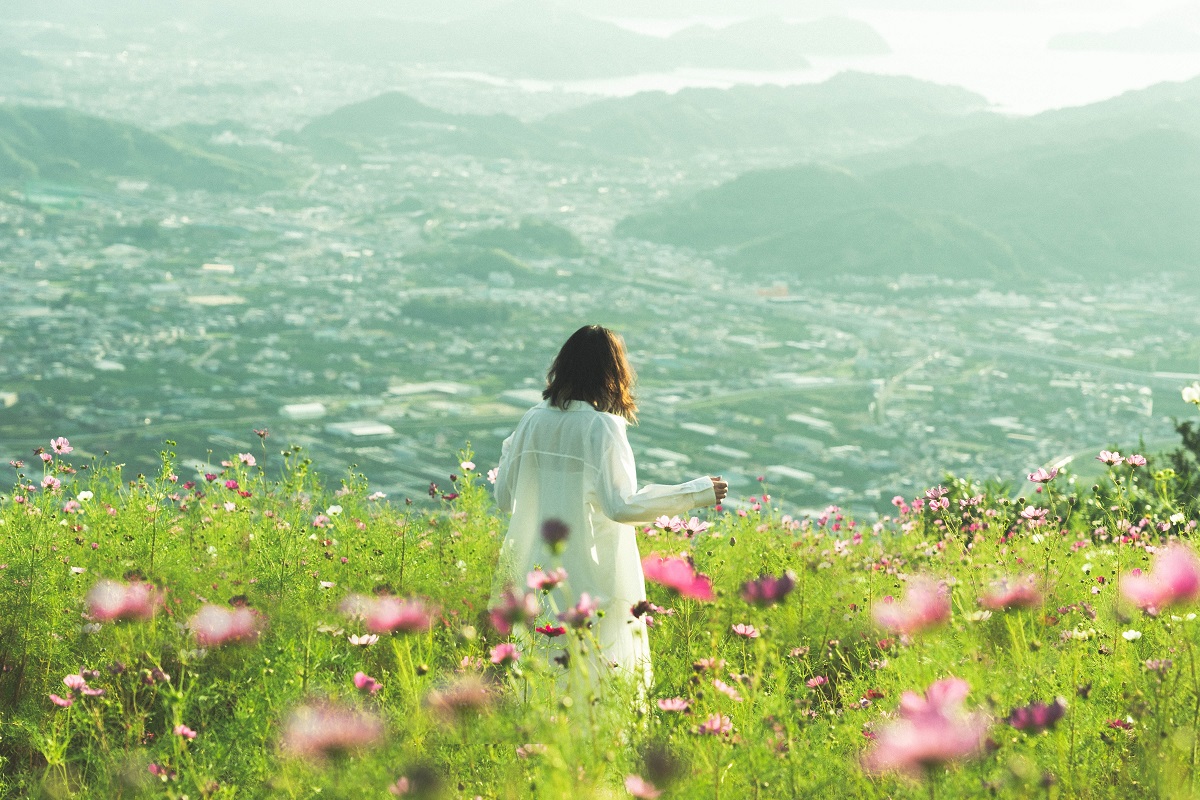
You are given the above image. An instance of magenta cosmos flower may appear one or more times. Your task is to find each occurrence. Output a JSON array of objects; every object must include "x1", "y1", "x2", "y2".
[
  {"x1": 641, "y1": 556, "x2": 715, "y2": 601},
  {"x1": 282, "y1": 702, "x2": 384, "y2": 760},
  {"x1": 862, "y1": 677, "x2": 989, "y2": 777},
  {"x1": 980, "y1": 575, "x2": 1042, "y2": 610},
  {"x1": 190, "y1": 604, "x2": 261, "y2": 647},
  {"x1": 740, "y1": 571, "x2": 796, "y2": 606},
  {"x1": 86, "y1": 579, "x2": 160, "y2": 622},
  {"x1": 353, "y1": 671, "x2": 382, "y2": 695},
  {"x1": 872, "y1": 576, "x2": 951, "y2": 635},
  {"x1": 1123, "y1": 543, "x2": 1200, "y2": 615},
  {"x1": 1007, "y1": 698, "x2": 1067, "y2": 733},
  {"x1": 557, "y1": 593, "x2": 599, "y2": 628}
]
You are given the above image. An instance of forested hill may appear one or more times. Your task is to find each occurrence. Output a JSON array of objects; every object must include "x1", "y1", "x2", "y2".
[
  {"x1": 0, "y1": 106, "x2": 289, "y2": 192},
  {"x1": 616, "y1": 78, "x2": 1200, "y2": 281}
]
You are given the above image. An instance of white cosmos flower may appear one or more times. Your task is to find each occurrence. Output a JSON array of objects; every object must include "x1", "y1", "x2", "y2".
[
  {"x1": 1122, "y1": 630, "x2": 1143, "y2": 641},
  {"x1": 326, "y1": 505, "x2": 343, "y2": 516},
  {"x1": 77, "y1": 490, "x2": 94, "y2": 501}
]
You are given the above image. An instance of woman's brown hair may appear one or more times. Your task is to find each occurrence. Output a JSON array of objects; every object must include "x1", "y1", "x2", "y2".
[{"x1": 543, "y1": 325, "x2": 638, "y2": 422}]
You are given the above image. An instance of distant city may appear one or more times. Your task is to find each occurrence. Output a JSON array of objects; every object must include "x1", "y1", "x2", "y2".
[{"x1": 2, "y1": 4, "x2": 1199, "y2": 515}]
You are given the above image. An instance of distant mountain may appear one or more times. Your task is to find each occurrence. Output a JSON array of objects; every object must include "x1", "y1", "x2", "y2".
[
  {"x1": 454, "y1": 218, "x2": 585, "y2": 259},
  {"x1": 538, "y1": 73, "x2": 992, "y2": 157},
  {"x1": 0, "y1": 106, "x2": 288, "y2": 191},
  {"x1": 673, "y1": 16, "x2": 888, "y2": 58},
  {"x1": 846, "y1": 74, "x2": 1200, "y2": 174},
  {"x1": 1049, "y1": 6, "x2": 1200, "y2": 53},
  {"x1": 293, "y1": 92, "x2": 560, "y2": 160},
  {"x1": 617, "y1": 124, "x2": 1200, "y2": 279}
]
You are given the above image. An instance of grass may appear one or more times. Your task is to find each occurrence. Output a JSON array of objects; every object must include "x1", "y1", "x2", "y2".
[{"x1": 2, "y1": 435, "x2": 1200, "y2": 799}]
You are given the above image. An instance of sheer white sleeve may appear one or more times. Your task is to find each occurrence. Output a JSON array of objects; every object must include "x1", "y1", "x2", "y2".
[
  {"x1": 494, "y1": 433, "x2": 516, "y2": 514},
  {"x1": 592, "y1": 417, "x2": 715, "y2": 525}
]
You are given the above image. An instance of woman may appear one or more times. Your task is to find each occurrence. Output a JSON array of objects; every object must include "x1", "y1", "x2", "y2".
[{"x1": 493, "y1": 325, "x2": 728, "y2": 687}]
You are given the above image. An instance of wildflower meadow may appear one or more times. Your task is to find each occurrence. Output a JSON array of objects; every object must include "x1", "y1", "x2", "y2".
[{"x1": 6, "y1": 388, "x2": 1200, "y2": 798}]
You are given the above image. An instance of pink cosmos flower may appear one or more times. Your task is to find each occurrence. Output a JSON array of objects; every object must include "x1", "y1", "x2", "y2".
[
  {"x1": 980, "y1": 575, "x2": 1043, "y2": 610},
  {"x1": 656, "y1": 697, "x2": 690, "y2": 712},
  {"x1": 51, "y1": 437, "x2": 73, "y2": 455},
  {"x1": 41, "y1": 475, "x2": 61, "y2": 491},
  {"x1": 1020, "y1": 506, "x2": 1049, "y2": 521},
  {"x1": 1097, "y1": 450, "x2": 1124, "y2": 466},
  {"x1": 389, "y1": 776, "x2": 411, "y2": 795},
  {"x1": 872, "y1": 576, "x2": 951, "y2": 636},
  {"x1": 1123, "y1": 543, "x2": 1200, "y2": 614},
  {"x1": 526, "y1": 567, "x2": 567, "y2": 591},
  {"x1": 1028, "y1": 467, "x2": 1059, "y2": 483},
  {"x1": 190, "y1": 604, "x2": 261, "y2": 647},
  {"x1": 807, "y1": 676, "x2": 828, "y2": 688},
  {"x1": 731, "y1": 623, "x2": 760, "y2": 639},
  {"x1": 353, "y1": 671, "x2": 382, "y2": 695},
  {"x1": 62, "y1": 500, "x2": 81, "y2": 514},
  {"x1": 237, "y1": 453, "x2": 256, "y2": 467},
  {"x1": 224, "y1": 479, "x2": 239, "y2": 491},
  {"x1": 642, "y1": 556, "x2": 715, "y2": 601},
  {"x1": 488, "y1": 588, "x2": 540, "y2": 635},
  {"x1": 174, "y1": 724, "x2": 198, "y2": 739},
  {"x1": 487, "y1": 467, "x2": 499, "y2": 484},
  {"x1": 341, "y1": 594, "x2": 433, "y2": 634},
  {"x1": 624, "y1": 775, "x2": 663, "y2": 799},
  {"x1": 282, "y1": 702, "x2": 384, "y2": 760},
  {"x1": 696, "y1": 714, "x2": 733, "y2": 736},
  {"x1": 1127, "y1": 454, "x2": 1147, "y2": 467},
  {"x1": 557, "y1": 593, "x2": 598, "y2": 628},
  {"x1": 489, "y1": 642, "x2": 520, "y2": 666},
  {"x1": 740, "y1": 571, "x2": 797, "y2": 606},
  {"x1": 63, "y1": 674, "x2": 88, "y2": 692},
  {"x1": 654, "y1": 515, "x2": 684, "y2": 533},
  {"x1": 86, "y1": 579, "x2": 160, "y2": 622},
  {"x1": 861, "y1": 677, "x2": 988, "y2": 777},
  {"x1": 49, "y1": 694, "x2": 73, "y2": 708},
  {"x1": 682, "y1": 516, "x2": 711, "y2": 537},
  {"x1": 713, "y1": 679, "x2": 743, "y2": 701}
]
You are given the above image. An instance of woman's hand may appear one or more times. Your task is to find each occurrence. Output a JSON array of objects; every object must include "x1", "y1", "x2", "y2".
[{"x1": 710, "y1": 476, "x2": 728, "y2": 505}]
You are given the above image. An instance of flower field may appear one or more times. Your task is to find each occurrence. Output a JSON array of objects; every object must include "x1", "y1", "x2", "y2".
[{"x1": 4, "y1": 425, "x2": 1200, "y2": 799}]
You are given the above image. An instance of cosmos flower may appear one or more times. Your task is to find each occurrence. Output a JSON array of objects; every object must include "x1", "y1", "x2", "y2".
[
  {"x1": 861, "y1": 677, "x2": 988, "y2": 777},
  {"x1": 489, "y1": 643, "x2": 520, "y2": 666},
  {"x1": 740, "y1": 571, "x2": 796, "y2": 606},
  {"x1": 980, "y1": 575, "x2": 1043, "y2": 610},
  {"x1": 1123, "y1": 544, "x2": 1200, "y2": 615},
  {"x1": 527, "y1": 567, "x2": 568, "y2": 591},
  {"x1": 86, "y1": 579, "x2": 160, "y2": 622},
  {"x1": 488, "y1": 588, "x2": 540, "y2": 635},
  {"x1": 189, "y1": 604, "x2": 261, "y2": 647},
  {"x1": 624, "y1": 775, "x2": 663, "y2": 799},
  {"x1": 353, "y1": 671, "x2": 382, "y2": 695},
  {"x1": 872, "y1": 577, "x2": 951, "y2": 636},
  {"x1": 1006, "y1": 698, "x2": 1067, "y2": 733},
  {"x1": 642, "y1": 556, "x2": 715, "y2": 601},
  {"x1": 1027, "y1": 467, "x2": 1058, "y2": 483},
  {"x1": 557, "y1": 593, "x2": 598, "y2": 628},
  {"x1": 282, "y1": 702, "x2": 384, "y2": 760}
]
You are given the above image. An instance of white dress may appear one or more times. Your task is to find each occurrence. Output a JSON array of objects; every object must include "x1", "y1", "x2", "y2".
[{"x1": 493, "y1": 400, "x2": 715, "y2": 686}]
